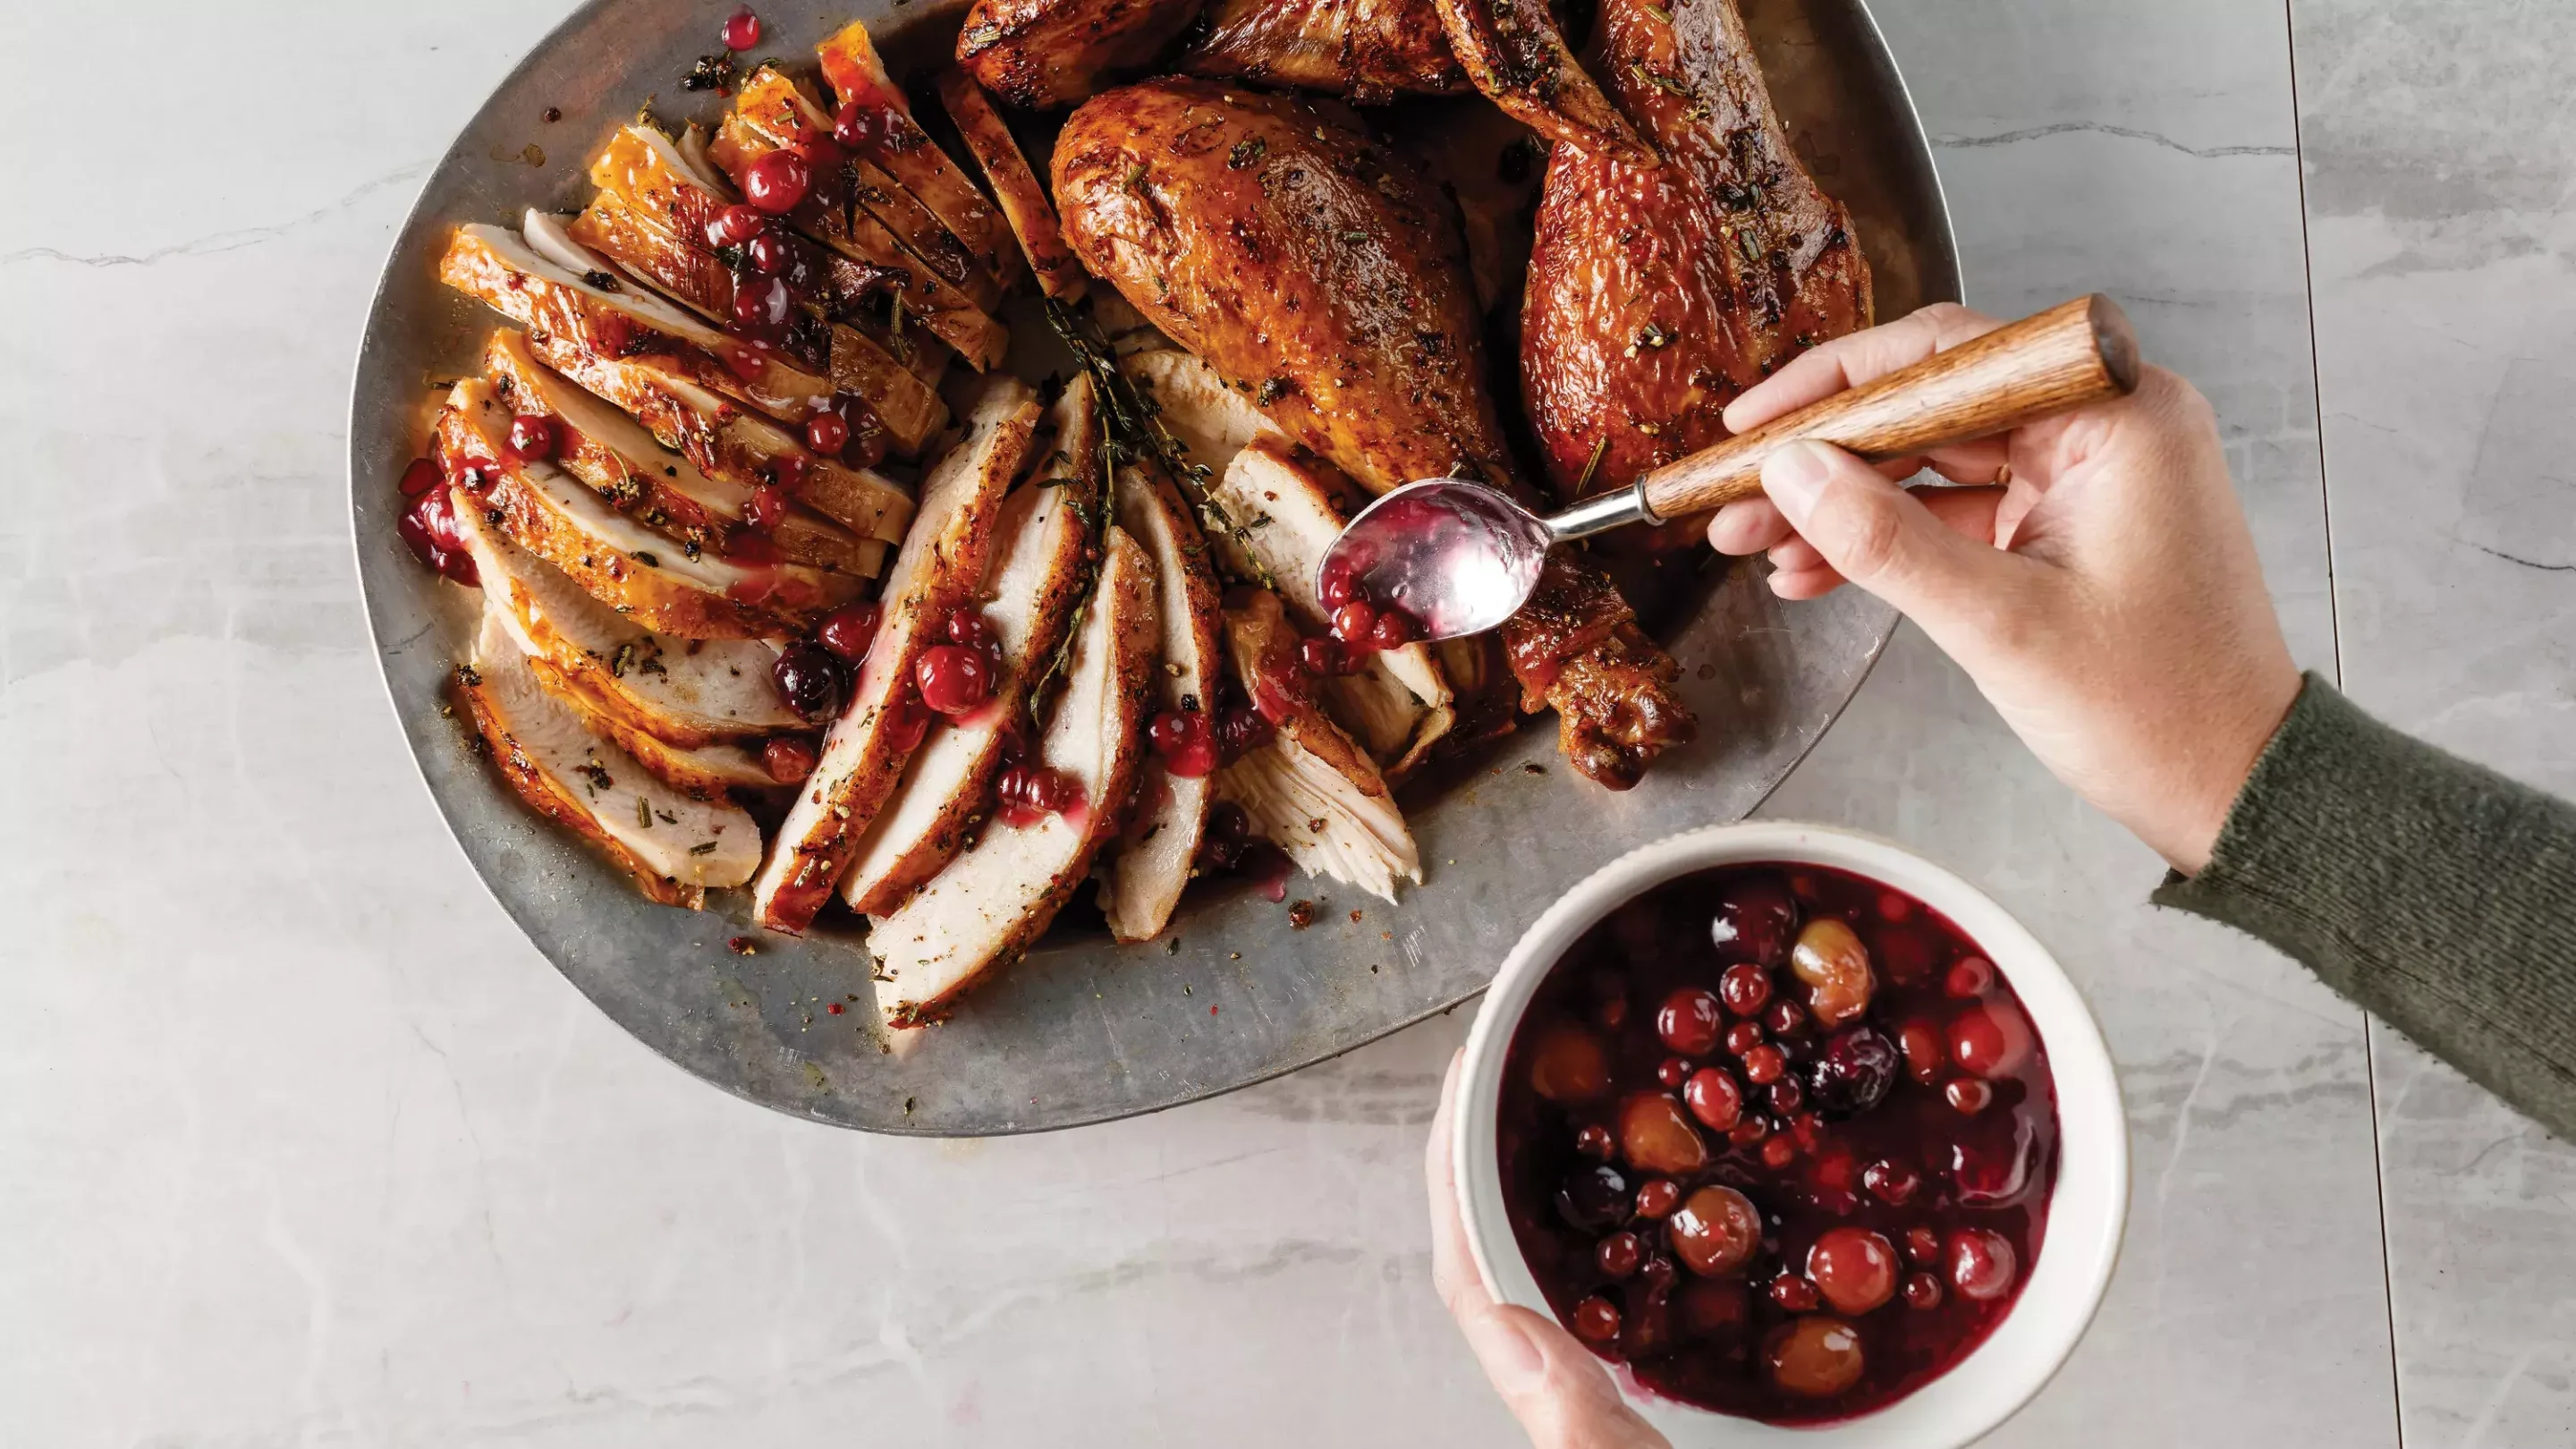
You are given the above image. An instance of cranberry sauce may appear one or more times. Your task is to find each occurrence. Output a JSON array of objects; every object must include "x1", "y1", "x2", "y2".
[{"x1": 1495, "y1": 864, "x2": 2058, "y2": 1424}]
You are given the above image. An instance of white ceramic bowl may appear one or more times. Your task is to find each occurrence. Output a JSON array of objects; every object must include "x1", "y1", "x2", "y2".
[{"x1": 1453, "y1": 822, "x2": 2127, "y2": 1446}]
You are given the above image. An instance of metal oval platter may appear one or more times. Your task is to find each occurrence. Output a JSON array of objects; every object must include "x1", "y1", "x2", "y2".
[{"x1": 352, "y1": 0, "x2": 1955, "y2": 1133}]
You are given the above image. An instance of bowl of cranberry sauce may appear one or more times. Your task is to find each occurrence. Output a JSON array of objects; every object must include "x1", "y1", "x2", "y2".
[{"x1": 1455, "y1": 825, "x2": 2126, "y2": 1446}]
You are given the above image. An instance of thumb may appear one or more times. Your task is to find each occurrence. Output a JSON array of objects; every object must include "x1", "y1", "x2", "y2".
[
  {"x1": 1458, "y1": 1301, "x2": 1670, "y2": 1449},
  {"x1": 1761, "y1": 439, "x2": 2026, "y2": 642}
]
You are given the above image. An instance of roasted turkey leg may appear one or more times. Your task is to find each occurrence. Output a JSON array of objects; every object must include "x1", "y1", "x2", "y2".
[{"x1": 1055, "y1": 79, "x2": 1693, "y2": 787}]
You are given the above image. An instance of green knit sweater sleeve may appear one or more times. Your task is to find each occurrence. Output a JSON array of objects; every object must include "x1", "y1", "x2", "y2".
[{"x1": 2154, "y1": 674, "x2": 2576, "y2": 1140}]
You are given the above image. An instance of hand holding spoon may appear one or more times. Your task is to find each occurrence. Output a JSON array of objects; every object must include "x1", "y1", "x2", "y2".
[{"x1": 1317, "y1": 294, "x2": 2142, "y2": 641}]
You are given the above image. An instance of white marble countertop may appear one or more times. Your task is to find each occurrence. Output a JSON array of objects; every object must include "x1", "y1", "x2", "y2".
[{"x1": 7, "y1": 0, "x2": 2570, "y2": 1444}]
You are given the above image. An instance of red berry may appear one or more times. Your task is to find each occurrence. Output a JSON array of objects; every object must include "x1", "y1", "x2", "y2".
[
  {"x1": 1655, "y1": 1056, "x2": 1690, "y2": 1090},
  {"x1": 1724, "y1": 1021, "x2": 1766, "y2": 1056},
  {"x1": 1666, "y1": 1184, "x2": 1760, "y2": 1277},
  {"x1": 1709, "y1": 874, "x2": 1798, "y2": 964},
  {"x1": 1367, "y1": 607, "x2": 1417, "y2": 650},
  {"x1": 1727, "y1": 1115, "x2": 1769, "y2": 1147},
  {"x1": 1317, "y1": 560, "x2": 1356, "y2": 611},
  {"x1": 1904, "y1": 1224, "x2": 1943, "y2": 1265},
  {"x1": 1807, "y1": 1226, "x2": 1899, "y2": 1315},
  {"x1": 1297, "y1": 636, "x2": 1345, "y2": 677},
  {"x1": 1682, "y1": 1068, "x2": 1742, "y2": 1131},
  {"x1": 816, "y1": 601, "x2": 881, "y2": 662},
  {"x1": 1216, "y1": 705, "x2": 1273, "y2": 763},
  {"x1": 742, "y1": 228, "x2": 791, "y2": 276},
  {"x1": 1148, "y1": 711, "x2": 1194, "y2": 755},
  {"x1": 1332, "y1": 599, "x2": 1377, "y2": 643},
  {"x1": 1759, "y1": 1134, "x2": 1797, "y2": 1169},
  {"x1": 945, "y1": 608, "x2": 996, "y2": 648},
  {"x1": 730, "y1": 274, "x2": 793, "y2": 335},
  {"x1": 1595, "y1": 1231, "x2": 1645, "y2": 1279},
  {"x1": 1655, "y1": 987, "x2": 1724, "y2": 1057},
  {"x1": 1945, "y1": 956, "x2": 1996, "y2": 998},
  {"x1": 1861, "y1": 1159, "x2": 1920, "y2": 1206},
  {"x1": 743, "y1": 484, "x2": 792, "y2": 534},
  {"x1": 1742, "y1": 1044, "x2": 1787, "y2": 1086},
  {"x1": 1632, "y1": 1179, "x2": 1681, "y2": 1219},
  {"x1": 1572, "y1": 1295, "x2": 1621, "y2": 1343},
  {"x1": 1030, "y1": 767, "x2": 1083, "y2": 814},
  {"x1": 398, "y1": 456, "x2": 443, "y2": 497},
  {"x1": 761, "y1": 735, "x2": 818, "y2": 784},
  {"x1": 1718, "y1": 962, "x2": 1772, "y2": 1015},
  {"x1": 806, "y1": 409, "x2": 851, "y2": 457},
  {"x1": 1767, "y1": 1077, "x2": 1804, "y2": 1115},
  {"x1": 719, "y1": 6, "x2": 761, "y2": 50},
  {"x1": 741, "y1": 149, "x2": 810, "y2": 216},
  {"x1": 707, "y1": 203, "x2": 767, "y2": 249},
  {"x1": 1948, "y1": 1003, "x2": 2031, "y2": 1079},
  {"x1": 1946, "y1": 1227, "x2": 2018, "y2": 1301},
  {"x1": 832, "y1": 101, "x2": 885, "y2": 151},
  {"x1": 916, "y1": 644, "x2": 992, "y2": 716},
  {"x1": 770, "y1": 644, "x2": 843, "y2": 718},
  {"x1": 1945, "y1": 1077, "x2": 1993, "y2": 1114},
  {"x1": 1764, "y1": 999, "x2": 1808, "y2": 1038},
  {"x1": 1902, "y1": 1271, "x2": 1943, "y2": 1309},
  {"x1": 398, "y1": 486, "x2": 479, "y2": 585},
  {"x1": 506, "y1": 412, "x2": 557, "y2": 462},
  {"x1": 1897, "y1": 1018, "x2": 1945, "y2": 1084},
  {"x1": 1574, "y1": 1123, "x2": 1615, "y2": 1161},
  {"x1": 1767, "y1": 1274, "x2": 1820, "y2": 1313}
]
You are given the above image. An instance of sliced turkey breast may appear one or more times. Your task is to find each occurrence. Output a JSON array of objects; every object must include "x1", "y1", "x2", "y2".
[
  {"x1": 436, "y1": 378, "x2": 860, "y2": 637},
  {"x1": 709, "y1": 68, "x2": 1012, "y2": 367},
  {"x1": 816, "y1": 22, "x2": 1025, "y2": 291},
  {"x1": 1124, "y1": 346, "x2": 1280, "y2": 487},
  {"x1": 935, "y1": 70, "x2": 1086, "y2": 301},
  {"x1": 482, "y1": 329, "x2": 877, "y2": 577},
  {"x1": 453, "y1": 501, "x2": 799, "y2": 746},
  {"x1": 1099, "y1": 456, "x2": 1224, "y2": 943},
  {"x1": 1216, "y1": 589, "x2": 1422, "y2": 902},
  {"x1": 869, "y1": 527, "x2": 1162, "y2": 1029},
  {"x1": 752, "y1": 375, "x2": 1044, "y2": 933},
  {"x1": 514, "y1": 318, "x2": 912, "y2": 547},
  {"x1": 839, "y1": 377, "x2": 1103, "y2": 915},
  {"x1": 456, "y1": 604, "x2": 761, "y2": 908},
  {"x1": 515, "y1": 645, "x2": 777, "y2": 800},
  {"x1": 1212, "y1": 436, "x2": 1454, "y2": 775},
  {"x1": 441, "y1": 220, "x2": 833, "y2": 432}
]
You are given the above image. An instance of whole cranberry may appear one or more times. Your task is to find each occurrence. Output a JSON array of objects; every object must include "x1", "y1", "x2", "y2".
[
  {"x1": 1764, "y1": 999, "x2": 1809, "y2": 1038},
  {"x1": 1766, "y1": 1314, "x2": 1864, "y2": 1399},
  {"x1": 1945, "y1": 955, "x2": 1996, "y2": 998},
  {"x1": 1759, "y1": 1134, "x2": 1797, "y2": 1169},
  {"x1": 1742, "y1": 1044, "x2": 1787, "y2": 1086},
  {"x1": 741, "y1": 149, "x2": 811, "y2": 216},
  {"x1": 1945, "y1": 1077, "x2": 1994, "y2": 1114},
  {"x1": 1656, "y1": 987, "x2": 1724, "y2": 1056},
  {"x1": 1902, "y1": 1271, "x2": 1944, "y2": 1309},
  {"x1": 1331, "y1": 599, "x2": 1377, "y2": 643},
  {"x1": 1724, "y1": 1021, "x2": 1766, "y2": 1056},
  {"x1": 1709, "y1": 873, "x2": 1798, "y2": 964},
  {"x1": 1948, "y1": 1002, "x2": 2033, "y2": 1079},
  {"x1": 707, "y1": 203, "x2": 767, "y2": 249},
  {"x1": 816, "y1": 601, "x2": 881, "y2": 662},
  {"x1": 1897, "y1": 1017, "x2": 1946, "y2": 1084},
  {"x1": 1215, "y1": 704, "x2": 1273, "y2": 762},
  {"x1": 1767, "y1": 1273, "x2": 1821, "y2": 1314},
  {"x1": 1767, "y1": 1078, "x2": 1804, "y2": 1115},
  {"x1": 1574, "y1": 1123, "x2": 1615, "y2": 1161},
  {"x1": 1555, "y1": 1164, "x2": 1629, "y2": 1232},
  {"x1": 1790, "y1": 918, "x2": 1877, "y2": 1027},
  {"x1": 1807, "y1": 1226, "x2": 1899, "y2": 1315},
  {"x1": 1297, "y1": 636, "x2": 1346, "y2": 677},
  {"x1": 945, "y1": 608, "x2": 996, "y2": 649},
  {"x1": 743, "y1": 228, "x2": 791, "y2": 276},
  {"x1": 1632, "y1": 1179, "x2": 1682, "y2": 1219},
  {"x1": 832, "y1": 101, "x2": 886, "y2": 151},
  {"x1": 1655, "y1": 1056, "x2": 1690, "y2": 1090},
  {"x1": 1572, "y1": 1295, "x2": 1622, "y2": 1343},
  {"x1": 1946, "y1": 1227, "x2": 2019, "y2": 1301},
  {"x1": 1726, "y1": 1115, "x2": 1770, "y2": 1148},
  {"x1": 505, "y1": 411, "x2": 557, "y2": 462},
  {"x1": 730, "y1": 274, "x2": 793, "y2": 336},
  {"x1": 1682, "y1": 1068, "x2": 1742, "y2": 1131},
  {"x1": 1617, "y1": 1093, "x2": 1707, "y2": 1176},
  {"x1": 760, "y1": 734, "x2": 817, "y2": 784},
  {"x1": 806, "y1": 409, "x2": 851, "y2": 457},
  {"x1": 1596, "y1": 1231, "x2": 1645, "y2": 1279},
  {"x1": 770, "y1": 643, "x2": 843, "y2": 718},
  {"x1": 1666, "y1": 1183, "x2": 1760, "y2": 1277},
  {"x1": 1861, "y1": 1159, "x2": 1921, "y2": 1206},
  {"x1": 743, "y1": 483, "x2": 792, "y2": 533},
  {"x1": 1524, "y1": 1022, "x2": 1611, "y2": 1104},
  {"x1": 1804, "y1": 1025, "x2": 1901, "y2": 1120},
  {"x1": 1367, "y1": 608, "x2": 1417, "y2": 650},
  {"x1": 718, "y1": 5, "x2": 761, "y2": 49},
  {"x1": 916, "y1": 644, "x2": 992, "y2": 716},
  {"x1": 1718, "y1": 962, "x2": 1772, "y2": 1016},
  {"x1": 1904, "y1": 1224, "x2": 1943, "y2": 1265}
]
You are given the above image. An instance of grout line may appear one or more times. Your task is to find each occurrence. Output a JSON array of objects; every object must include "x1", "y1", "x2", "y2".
[{"x1": 2281, "y1": 4, "x2": 2403, "y2": 1445}]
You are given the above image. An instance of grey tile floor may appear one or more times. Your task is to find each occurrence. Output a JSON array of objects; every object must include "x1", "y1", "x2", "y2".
[{"x1": 1, "y1": 0, "x2": 2566, "y2": 1443}]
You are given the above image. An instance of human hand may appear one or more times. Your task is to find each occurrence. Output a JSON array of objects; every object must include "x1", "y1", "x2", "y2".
[
  {"x1": 1705, "y1": 303, "x2": 2301, "y2": 874},
  {"x1": 1428, "y1": 1048, "x2": 1671, "y2": 1449}
]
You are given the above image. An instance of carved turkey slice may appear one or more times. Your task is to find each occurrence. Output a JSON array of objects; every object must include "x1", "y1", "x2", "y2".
[
  {"x1": 453, "y1": 502, "x2": 799, "y2": 746},
  {"x1": 868, "y1": 527, "x2": 1162, "y2": 1030},
  {"x1": 1099, "y1": 455, "x2": 1225, "y2": 943},
  {"x1": 1123, "y1": 346, "x2": 1281, "y2": 486},
  {"x1": 436, "y1": 378, "x2": 860, "y2": 637},
  {"x1": 936, "y1": 70, "x2": 1088, "y2": 301},
  {"x1": 456, "y1": 604, "x2": 761, "y2": 907},
  {"x1": 1215, "y1": 589, "x2": 1421, "y2": 901},
  {"x1": 956, "y1": 0, "x2": 1207, "y2": 110},
  {"x1": 512, "y1": 316, "x2": 913, "y2": 548},
  {"x1": 518, "y1": 643, "x2": 780, "y2": 801},
  {"x1": 442, "y1": 219, "x2": 835, "y2": 431},
  {"x1": 481, "y1": 329, "x2": 877, "y2": 577},
  {"x1": 815, "y1": 21, "x2": 1024, "y2": 292},
  {"x1": 839, "y1": 377, "x2": 1103, "y2": 915},
  {"x1": 752, "y1": 375, "x2": 1044, "y2": 934},
  {"x1": 1212, "y1": 438, "x2": 1453, "y2": 770}
]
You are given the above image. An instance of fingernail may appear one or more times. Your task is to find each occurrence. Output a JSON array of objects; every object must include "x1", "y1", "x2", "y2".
[
  {"x1": 1462, "y1": 1305, "x2": 1549, "y2": 1394},
  {"x1": 1762, "y1": 439, "x2": 1837, "y2": 525}
]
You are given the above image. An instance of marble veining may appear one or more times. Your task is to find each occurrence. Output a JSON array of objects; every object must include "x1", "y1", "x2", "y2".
[{"x1": 2, "y1": 0, "x2": 2565, "y2": 1443}]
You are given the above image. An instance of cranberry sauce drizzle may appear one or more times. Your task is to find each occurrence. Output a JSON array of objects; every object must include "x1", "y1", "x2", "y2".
[{"x1": 1495, "y1": 864, "x2": 2058, "y2": 1425}]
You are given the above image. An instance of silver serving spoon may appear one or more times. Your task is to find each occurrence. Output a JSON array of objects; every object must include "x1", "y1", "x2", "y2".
[{"x1": 1317, "y1": 295, "x2": 2141, "y2": 641}]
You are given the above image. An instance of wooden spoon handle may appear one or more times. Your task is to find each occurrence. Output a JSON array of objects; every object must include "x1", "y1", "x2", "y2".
[{"x1": 1636, "y1": 294, "x2": 2141, "y2": 521}]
